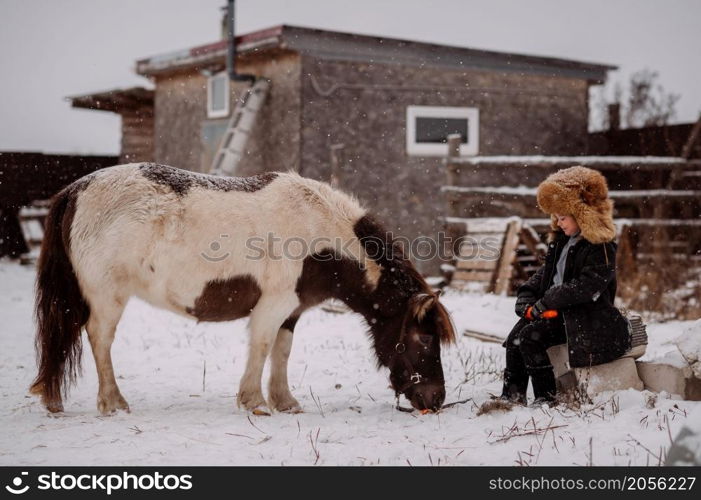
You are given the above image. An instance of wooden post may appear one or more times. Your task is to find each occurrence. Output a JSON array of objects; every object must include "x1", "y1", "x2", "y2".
[
  {"x1": 617, "y1": 223, "x2": 637, "y2": 277},
  {"x1": 446, "y1": 134, "x2": 461, "y2": 218},
  {"x1": 329, "y1": 143, "x2": 344, "y2": 188},
  {"x1": 446, "y1": 134, "x2": 461, "y2": 187},
  {"x1": 492, "y1": 218, "x2": 523, "y2": 295},
  {"x1": 681, "y1": 113, "x2": 701, "y2": 160},
  {"x1": 608, "y1": 103, "x2": 621, "y2": 131}
]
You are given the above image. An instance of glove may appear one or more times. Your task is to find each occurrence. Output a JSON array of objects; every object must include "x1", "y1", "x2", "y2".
[
  {"x1": 529, "y1": 300, "x2": 548, "y2": 320},
  {"x1": 525, "y1": 305, "x2": 559, "y2": 321},
  {"x1": 514, "y1": 296, "x2": 532, "y2": 318}
]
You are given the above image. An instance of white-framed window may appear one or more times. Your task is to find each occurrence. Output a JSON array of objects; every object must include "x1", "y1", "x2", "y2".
[
  {"x1": 406, "y1": 106, "x2": 479, "y2": 156},
  {"x1": 207, "y1": 72, "x2": 230, "y2": 119}
]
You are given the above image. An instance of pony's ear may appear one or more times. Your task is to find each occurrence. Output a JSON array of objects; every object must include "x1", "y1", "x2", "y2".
[{"x1": 412, "y1": 293, "x2": 438, "y2": 322}]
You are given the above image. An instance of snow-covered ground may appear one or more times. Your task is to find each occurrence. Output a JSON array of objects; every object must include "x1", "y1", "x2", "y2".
[{"x1": 0, "y1": 260, "x2": 698, "y2": 466}]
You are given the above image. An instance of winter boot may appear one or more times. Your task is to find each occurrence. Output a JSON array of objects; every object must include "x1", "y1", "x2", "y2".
[
  {"x1": 499, "y1": 368, "x2": 528, "y2": 405},
  {"x1": 498, "y1": 346, "x2": 528, "y2": 404},
  {"x1": 528, "y1": 365, "x2": 557, "y2": 406}
]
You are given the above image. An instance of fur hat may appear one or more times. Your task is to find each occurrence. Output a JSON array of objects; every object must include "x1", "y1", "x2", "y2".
[{"x1": 536, "y1": 166, "x2": 616, "y2": 244}]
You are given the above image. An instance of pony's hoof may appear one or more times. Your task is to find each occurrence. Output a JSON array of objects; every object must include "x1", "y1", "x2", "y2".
[
  {"x1": 45, "y1": 400, "x2": 64, "y2": 413},
  {"x1": 97, "y1": 395, "x2": 130, "y2": 416},
  {"x1": 35, "y1": 388, "x2": 63, "y2": 413},
  {"x1": 237, "y1": 390, "x2": 267, "y2": 412},
  {"x1": 251, "y1": 405, "x2": 271, "y2": 416},
  {"x1": 269, "y1": 394, "x2": 302, "y2": 413},
  {"x1": 279, "y1": 405, "x2": 303, "y2": 414},
  {"x1": 272, "y1": 399, "x2": 303, "y2": 414}
]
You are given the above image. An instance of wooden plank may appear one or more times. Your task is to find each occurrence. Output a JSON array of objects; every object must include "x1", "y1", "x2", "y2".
[
  {"x1": 453, "y1": 270, "x2": 494, "y2": 282},
  {"x1": 442, "y1": 156, "x2": 701, "y2": 171},
  {"x1": 651, "y1": 241, "x2": 689, "y2": 248},
  {"x1": 463, "y1": 329, "x2": 505, "y2": 344},
  {"x1": 493, "y1": 218, "x2": 522, "y2": 295},
  {"x1": 637, "y1": 253, "x2": 701, "y2": 261},
  {"x1": 519, "y1": 224, "x2": 546, "y2": 259},
  {"x1": 443, "y1": 186, "x2": 701, "y2": 200},
  {"x1": 465, "y1": 218, "x2": 514, "y2": 233},
  {"x1": 457, "y1": 244, "x2": 496, "y2": 259},
  {"x1": 455, "y1": 259, "x2": 497, "y2": 270},
  {"x1": 466, "y1": 230, "x2": 509, "y2": 237}
]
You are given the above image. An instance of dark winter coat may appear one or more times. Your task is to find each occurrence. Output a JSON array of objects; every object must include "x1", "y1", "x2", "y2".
[{"x1": 506, "y1": 230, "x2": 631, "y2": 367}]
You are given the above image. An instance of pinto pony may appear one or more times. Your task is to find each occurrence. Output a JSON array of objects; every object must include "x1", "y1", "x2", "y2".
[{"x1": 30, "y1": 164, "x2": 455, "y2": 415}]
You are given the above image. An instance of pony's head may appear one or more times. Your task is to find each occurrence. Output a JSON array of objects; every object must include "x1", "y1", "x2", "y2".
[
  {"x1": 379, "y1": 291, "x2": 455, "y2": 411},
  {"x1": 354, "y1": 214, "x2": 456, "y2": 411}
]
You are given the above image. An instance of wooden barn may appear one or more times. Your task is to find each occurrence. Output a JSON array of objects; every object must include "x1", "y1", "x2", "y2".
[{"x1": 70, "y1": 24, "x2": 615, "y2": 274}]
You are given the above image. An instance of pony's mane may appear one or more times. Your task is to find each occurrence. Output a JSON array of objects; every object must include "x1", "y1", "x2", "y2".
[
  {"x1": 353, "y1": 215, "x2": 455, "y2": 346},
  {"x1": 432, "y1": 299, "x2": 457, "y2": 345}
]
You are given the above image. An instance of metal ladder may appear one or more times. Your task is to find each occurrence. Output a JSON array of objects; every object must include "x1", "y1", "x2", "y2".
[{"x1": 210, "y1": 77, "x2": 270, "y2": 176}]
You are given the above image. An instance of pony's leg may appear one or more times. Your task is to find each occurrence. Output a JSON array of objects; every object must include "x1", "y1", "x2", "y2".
[
  {"x1": 238, "y1": 292, "x2": 299, "y2": 413},
  {"x1": 268, "y1": 316, "x2": 301, "y2": 413},
  {"x1": 85, "y1": 300, "x2": 129, "y2": 415}
]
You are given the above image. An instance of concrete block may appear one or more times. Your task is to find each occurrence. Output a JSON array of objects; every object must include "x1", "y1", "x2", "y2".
[
  {"x1": 574, "y1": 357, "x2": 644, "y2": 398},
  {"x1": 636, "y1": 362, "x2": 701, "y2": 401},
  {"x1": 547, "y1": 344, "x2": 570, "y2": 379},
  {"x1": 547, "y1": 343, "x2": 645, "y2": 398}
]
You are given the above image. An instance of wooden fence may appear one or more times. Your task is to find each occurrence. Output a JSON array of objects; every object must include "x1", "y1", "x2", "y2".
[
  {"x1": 0, "y1": 152, "x2": 117, "y2": 258},
  {"x1": 441, "y1": 134, "x2": 701, "y2": 294}
]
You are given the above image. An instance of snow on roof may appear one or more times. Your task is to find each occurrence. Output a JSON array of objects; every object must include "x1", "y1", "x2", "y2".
[
  {"x1": 615, "y1": 218, "x2": 701, "y2": 226},
  {"x1": 136, "y1": 26, "x2": 284, "y2": 75},
  {"x1": 449, "y1": 155, "x2": 695, "y2": 165},
  {"x1": 441, "y1": 185, "x2": 701, "y2": 197},
  {"x1": 441, "y1": 185, "x2": 537, "y2": 195},
  {"x1": 444, "y1": 216, "x2": 701, "y2": 228}
]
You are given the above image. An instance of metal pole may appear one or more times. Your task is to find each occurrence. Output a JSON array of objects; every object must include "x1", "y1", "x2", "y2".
[
  {"x1": 226, "y1": 0, "x2": 236, "y2": 80},
  {"x1": 226, "y1": 0, "x2": 255, "y2": 82}
]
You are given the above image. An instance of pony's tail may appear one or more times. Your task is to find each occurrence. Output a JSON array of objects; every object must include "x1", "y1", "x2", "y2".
[{"x1": 29, "y1": 186, "x2": 90, "y2": 412}]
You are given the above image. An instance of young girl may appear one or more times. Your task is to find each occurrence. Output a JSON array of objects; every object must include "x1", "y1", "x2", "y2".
[{"x1": 500, "y1": 166, "x2": 630, "y2": 405}]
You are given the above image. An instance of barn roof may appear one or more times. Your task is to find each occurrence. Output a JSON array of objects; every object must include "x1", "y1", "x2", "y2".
[
  {"x1": 68, "y1": 87, "x2": 154, "y2": 113},
  {"x1": 135, "y1": 25, "x2": 615, "y2": 84}
]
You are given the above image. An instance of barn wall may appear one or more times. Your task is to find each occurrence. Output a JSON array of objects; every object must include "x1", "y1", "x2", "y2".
[
  {"x1": 153, "y1": 71, "x2": 209, "y2": 171},
  {"x1": 150, "y1": 49, "x2": 593, "y2": 274},
  {"x1": 225, "y1": 51, "x2": 303, "y2": 176},
  {"x1": 299, "y1": 57, "x2": 590, "y2": 273},
  {"x1": 153, "y1": 50, "x2": 301, "y2": 174},
  {"x1": 120, "y1": 104, "x2": 154, "y2": 163}
]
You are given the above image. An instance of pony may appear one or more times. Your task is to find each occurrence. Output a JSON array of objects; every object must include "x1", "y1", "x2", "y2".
[{"x1": 30, "y1": 163, "x2": 455, "y2": 415}]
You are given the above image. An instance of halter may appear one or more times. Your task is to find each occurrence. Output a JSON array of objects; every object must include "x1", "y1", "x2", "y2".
[{"x1": 392, "y1": 296, "x2": 427, "y2": 396}]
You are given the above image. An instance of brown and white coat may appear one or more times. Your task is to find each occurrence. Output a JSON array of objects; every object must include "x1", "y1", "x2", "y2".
[{"x1": 30, "y1": 163, "x2": 455, "y2": 415}]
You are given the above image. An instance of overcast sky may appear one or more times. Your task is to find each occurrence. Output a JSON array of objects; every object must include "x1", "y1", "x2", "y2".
[{"x1": 1, "y1": 0, "x2": 699, "y2": 155}]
